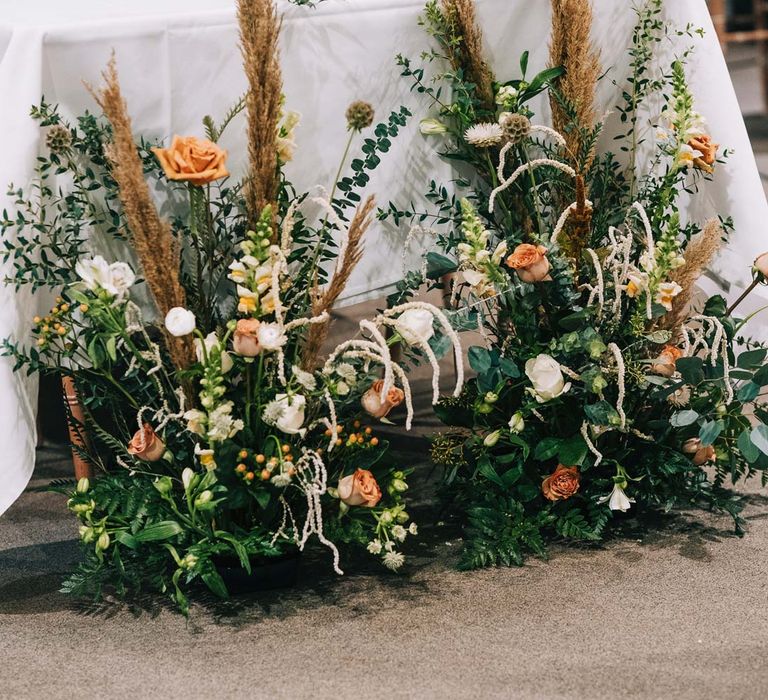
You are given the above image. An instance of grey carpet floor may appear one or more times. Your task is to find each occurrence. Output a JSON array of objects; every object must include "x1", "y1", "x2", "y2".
[{"x1": 2, "y1": 302, "x2": 768, "y2": 699}]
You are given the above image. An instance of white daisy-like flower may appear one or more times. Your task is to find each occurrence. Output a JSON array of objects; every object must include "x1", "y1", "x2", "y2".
[
  {"x1": 464, "y1": 122, "x2": 503, "y2": 148},
  {"x1": 262, "y1": 399, "x2": 285, "y2": 426},
  {"x1": 367, "y1": 540, "x2": 383, "y2": 555},
  {"x1": 408, "y1": 522, "x2": 418, "y2": 535},
  {"x1": 392, "y1": 525, "x2": 407, "y2": 542},
  {"x1": 334, "y1": 363, "x2": 356, "y2": 384},
  {"x1": 291, "y1": 365, "x2": 317, "y2": 391},
  {"x1": 271, "y1": 473, "x2": 292, "y2": 488},
  {"x1": 382, "y1": 551, "x2": 405, "y2": 571}
]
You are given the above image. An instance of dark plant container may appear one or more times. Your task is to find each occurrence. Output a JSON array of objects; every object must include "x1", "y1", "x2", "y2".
[{"x1": 213, "y1": 551, "x2": 301, "y2": 594}]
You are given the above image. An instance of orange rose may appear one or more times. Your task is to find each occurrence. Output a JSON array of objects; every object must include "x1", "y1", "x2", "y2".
[
  {"x1": 361, "y1": 379, "x2": 405, "y2": 419},
  {"x1": 337, "y1": 469, "x2": 382, "y2": 507},
  {"x1": 651, "y1": 345, "x2": 683, "y2": 378},
  {"x1": 127, "y1": 424, "x2": 165, "y2": 462},
  {"x1": 151, "y1": 135, "x2": 229, "y2": 185},
  {"x1": 233, "y1": 318, "x2": 261, "y2": 357},
  {"x1": 542, "y1": 464, "x2": 580, "y2": 501},
  {"x1": 688, "y1": 134, "x2": 718, "y2": 172},
  {"x1": 505, "y1": 244, "x2": 551, "y2": 283},
  {"x1": 682, "y1": 438, "x2": 716, "y2": 466}
]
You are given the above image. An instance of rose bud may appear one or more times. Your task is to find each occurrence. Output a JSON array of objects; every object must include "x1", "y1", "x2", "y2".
[
  {"x1": 337, "y1": 469, "x2": 382, "y2": 507},
  {"x1": 361, "y1": 379, "x2": 405, "y2": 419},
  {"x1": 682, "y1": 437, "x2": 716, "y2": 466},
  {"x1": 650, "y1": 345, "x2": 683, "y2": 378},
  {"x1": 754, "y1": 252, "x2": 768, "y2": 279},
  {"x1": 233, "y1": 318, "x2": 262, "y2": 357},
  {"x1": 541, "y1": 464, "x2": 581, "y2": 501},
  {"x1": 506, "y1": 244, "x2": 551, "y2": 283},
  {"x1": 127, "y1": 424, "x2": 165, "y2": 462}
]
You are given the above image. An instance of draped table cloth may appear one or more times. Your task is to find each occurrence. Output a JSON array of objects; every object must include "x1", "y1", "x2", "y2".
[{"x1": 1, "y1": 0, "x2": 765, "y2": 514}]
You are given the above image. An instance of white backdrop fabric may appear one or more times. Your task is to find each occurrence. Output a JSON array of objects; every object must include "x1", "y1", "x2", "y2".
[{"x1": 1, "y1": 0, "x2": 766, "y2": 514}]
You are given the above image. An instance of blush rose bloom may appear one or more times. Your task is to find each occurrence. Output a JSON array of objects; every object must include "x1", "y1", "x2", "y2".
[
  {"x1": 127, "y1": 424, "x2": 165, "y2": 462},
  {"x1": 233, "y1": 318, "x2": 261, "y2": 357},
  {"x1": 542, "y1": 464, "x2": 581, "y2": 501},
  {"x1": 754, "y1": 252, "x2": 768, "y2": 278},
  {"x1": 337, "y1": 468, "x2": 382, "y2": 507},
  {"x1": 151, "y1": 135, "x2": 229, "y2": 185},
  {"x1": 506, "y1": 244, "x2": 551, "y2": 283},
  {"x1": 525, "y1": 354, "x2": 571, "y2": 403},
  {"x1": 682, "y1": 438, "x2": 716, "y2": 466},
  {"x1": 361, "y1": 379, "x2": 405, "y2": 419},
  {"x1": 651, "y1": 345, "x2": 683, "y2": 377}
]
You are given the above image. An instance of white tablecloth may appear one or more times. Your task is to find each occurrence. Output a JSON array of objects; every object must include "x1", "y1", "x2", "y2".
[{"x1": 1, "y1": 0, "x2": 766, "y2": 514}]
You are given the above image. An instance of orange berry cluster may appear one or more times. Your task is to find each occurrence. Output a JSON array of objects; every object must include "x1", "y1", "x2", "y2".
[
  {"x1": 33, "y1": 296, "x2": 76, "y2": 348},
  {"x1": 234, "y1": 445, "x2": 295, "y2": 484},
  {"x1": 323, "y1": 420, "x2": 379, "y2": 448}
]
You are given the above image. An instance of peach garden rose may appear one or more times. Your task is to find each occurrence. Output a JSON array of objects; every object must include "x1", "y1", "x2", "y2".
[
  {"x1": 127, "y1": 424, "x2": 165, "y2": 462},
  {"x1": 505, "y1": 243, "x2": 551, "y2": 283},
  {"x1": 361, "y1": 379, "x2": 405, "y2": 419},
  {"x1": 152, "y1": 135, "x2": 229, "y2": 185},
  {"x1": 541, "y1": 464, "x2": 581, "y2": 501},
  {"x1": 651, "y1": 345, "x2": 683, "y2": 378},
  {"x1": 233, "y1": 318, "x2": 261, "y2": 357},
  {"x1": 337, "y1": 469, "x2": 382, "y2": 507}
]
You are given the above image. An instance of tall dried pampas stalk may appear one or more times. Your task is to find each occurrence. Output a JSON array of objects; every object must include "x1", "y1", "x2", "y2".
[
  {"x1": 662, "y1": 218, "x2": 724, "y2": 332},
  {"x1": 237, "y1": 0, "x2": 283, "y2": 228},
  {"x1": 441, "y1": 0, "x2": 495, "y2": 111},
  {"x1": 302, "y1": 196, "x2": 376, "y2": 369},
  {"x1": 549, "y1": 0, "x2": 601, "y2": 169},
  {"x1": 88, "y1": 58, "x2": 195, "y2": 373}
]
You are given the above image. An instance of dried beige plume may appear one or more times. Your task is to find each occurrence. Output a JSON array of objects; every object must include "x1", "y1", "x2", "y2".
[
  {"x1": 237, "y1": 0, "x2": 283, "y2": 228},
  {"x1": 301, "y1": 196, "x2": 376, "y2": 369},
  {"x1": 88, "y1": 58, "x2": 195, "y2": 374},
  {"x1": 662, "y1": 218, "x2": 724, "y2": 332},
  {"x1": 441, "y1": 0, "x2": 495, "y2": 111},
  {"x1": 549, "y1": 0, "x2": 601, "y2": 170}
]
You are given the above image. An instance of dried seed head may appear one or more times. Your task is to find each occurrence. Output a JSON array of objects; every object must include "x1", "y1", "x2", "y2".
[
  {"x1": 499, "y1": 112, "x2": 531, "y2": 144},
  {"x1": 346, "y1": 101, "x2": 375, "y2": 131},
  {"x1": 45, "y1": 125, "x2": 72, "y2": 153}
]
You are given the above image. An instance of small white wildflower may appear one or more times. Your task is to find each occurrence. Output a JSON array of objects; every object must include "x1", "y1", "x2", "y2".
[
  {"x1": 382, "y1": 551, "x2": 405, "y2": 571},
  {"x1": 367, "y1": 540, "x2": 383, "y2": 555},
  {"x1": 335, "y1": 363, "x2": 357, "y2": 384},
  {"x1": 262, "y1": 399, "x2": 285, "y2": 426},
  {"x1": 392, "y1": 525, "x2": 407, "y2": 542},
  {"x1": 291, "y1": 365, "x2": 317, "y2": 391},
  {"x1": 464, "y1": 122, "x2": 503, "y2": 148},
  {"x1": 271, "y1": 473, "x2": 292, "y2": 488},
  {"x1": 336, "y1": 381, "x2": 350, "y2": 396}
]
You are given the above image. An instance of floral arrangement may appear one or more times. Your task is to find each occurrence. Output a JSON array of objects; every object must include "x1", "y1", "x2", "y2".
[
  {"x1": 2, "y1": 0, "x2": 461, "y2": 612},
  {"x1": 387, "y1": 0, "x2": 768, "y2": 569}
]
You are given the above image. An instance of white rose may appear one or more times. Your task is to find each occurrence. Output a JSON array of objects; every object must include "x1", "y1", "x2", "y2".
[
  {"x1": 195, "y1": 332, "x2": 233, "y2": 373},
  {"x1": 164, "y1": 307, "x2": 196, "y2": 337},
  {"x1": 525, "y1": 354, "x2": 571, "y2": 403},
  {"x1": 104, "y1": 261, "x2": 136, "y2": 300},
  {"x1": 75, "y1": 255, "x2": 111, "y2": 292},
  {"x1": 257, "y1": 322, "x2": 287, "y2": 351},
  {"x1": 274, "y1": 393, "x2": 306, "y2": 435},
  {"x1": 395, "y1": 308, "x2": 435, "y2": 345}
]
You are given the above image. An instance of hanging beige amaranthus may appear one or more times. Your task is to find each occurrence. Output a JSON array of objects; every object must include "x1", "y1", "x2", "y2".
[
  {"x1": 88, "y1": 58, "x2": 195, "y2": 373},
  {"x1": 237, "y1": 0, "x2": 283, "y2": 229}
]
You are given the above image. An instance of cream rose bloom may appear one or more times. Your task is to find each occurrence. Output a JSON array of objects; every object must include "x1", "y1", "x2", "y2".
[
  {"x1": 273, "y1": 393, "x2": 306, "y2": 435},
  {"x1": 395, "y1": 308, "x2": 435, "y2": 344},
  {"x1": 164, "y1": 307, "x2": 196, "y2": 337},
  {"x1": 525, "y1": 354, "x2": 571, "y2": 403}
]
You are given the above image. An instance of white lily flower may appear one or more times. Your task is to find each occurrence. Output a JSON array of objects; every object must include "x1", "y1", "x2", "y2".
[{"x1": 599, "y1": 483, "x2": 635, "y2": 512}]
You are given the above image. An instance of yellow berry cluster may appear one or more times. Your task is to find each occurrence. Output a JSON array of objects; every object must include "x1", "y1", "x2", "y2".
[
  {"x1": 33, "y1": 296, "x2": 79, "y2": 348},
  {"x1": 323, "y1": 420, "x2": 379, "y2": 448},
  {"x1": 234, "y1": 445, "x2": 296, "y2": 484}
]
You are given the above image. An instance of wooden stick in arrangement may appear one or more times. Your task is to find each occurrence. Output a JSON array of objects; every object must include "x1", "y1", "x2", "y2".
[
  {"x1": 237, "y1": 0, "x2": 283, "y2": 229},
  {"x1": 61, "y1": 375, "x2": 94, "y2": 480},
  {"x1": 549, "y1": 0, "x2": 601, "y2": 170}
]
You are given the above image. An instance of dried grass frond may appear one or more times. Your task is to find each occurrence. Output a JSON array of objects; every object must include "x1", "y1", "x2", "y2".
[
  {"x1": 302, "y1": 196, "x2": 377, "y2": 369},
  {"x1": 663, "y1": 218, "x2": 724, "y2": 332},
  {"x1": 549, "y1": 0, "x2": 601, "y2": 169},
  {"x1": 442, "y1": 0, "x2": 495, "y2": 111},
  {"x1": 88, "y1": 57, "x2": 195, "y2": 373},
  {"x1": 237, "y1": 0, "x2": 283, "y2": 229}
]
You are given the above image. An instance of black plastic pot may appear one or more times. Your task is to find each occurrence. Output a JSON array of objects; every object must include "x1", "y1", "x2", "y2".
[{"x1": 213, "y1": 551, "x2": 301, "y2": 594}]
